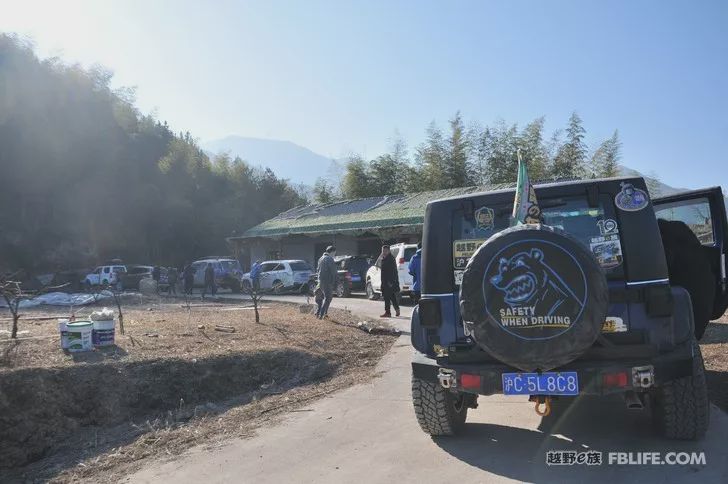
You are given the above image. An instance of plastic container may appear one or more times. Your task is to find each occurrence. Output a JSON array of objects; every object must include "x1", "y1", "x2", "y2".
[
  {"x1": 92, "y1": 319, "x2": 115, "y2": 346},
  {"x1": 58, "y1": 319, "x2": 70, "y2": 349},
  {"x1": 66, "y1": 321, "x2": 93, "y2": 352}
]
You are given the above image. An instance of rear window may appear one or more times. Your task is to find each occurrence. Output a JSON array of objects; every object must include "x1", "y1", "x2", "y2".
[
  {"x1": 402, "y1": 247, "x2": 417, "y2": 262},
  {"x1": 345, "y1": 258, "x2": 370, "y2": 272},
  {"x1": 290, "y1": 262, "x2": 312, "y2": 271},
  {"x1": 219, "y1": 260, "x2": 241, "y2": 271},
  {"x1": 453, "y1": 196, "x2": 624, "y2": 282}
]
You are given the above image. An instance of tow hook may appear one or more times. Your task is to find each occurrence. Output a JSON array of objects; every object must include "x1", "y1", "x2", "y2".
[
  {"x1": 438, "y1": 369, "x2": 456, "y2": 389},
  {"x1": 632, "y1": 366, "x2": 655, "y2": 389},
  {"x1": 529, "y1": 395, "x2": 552, "y2": 416}
]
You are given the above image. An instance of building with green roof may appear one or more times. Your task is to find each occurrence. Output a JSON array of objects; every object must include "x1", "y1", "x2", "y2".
[{"x1": 228, "y1": 184, "x2": 513, "y2": 268}]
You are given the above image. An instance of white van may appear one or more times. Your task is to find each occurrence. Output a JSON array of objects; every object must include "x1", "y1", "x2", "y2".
[
  {"x1": 82, "y1": 265, "x2": 127, "y2": 288},
  {"x1": 365, "y1": 243, "x2": 418, "y2": 300}
]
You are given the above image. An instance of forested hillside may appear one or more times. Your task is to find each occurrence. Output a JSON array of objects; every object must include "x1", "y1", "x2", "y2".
[{"x1": 0, "y1": 35, "x2": 304, "y2": 271}]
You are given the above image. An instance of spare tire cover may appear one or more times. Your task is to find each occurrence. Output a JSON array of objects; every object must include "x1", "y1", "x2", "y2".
[{"x1": 460, "y1": 224, "x2": 608, "y2": 372}]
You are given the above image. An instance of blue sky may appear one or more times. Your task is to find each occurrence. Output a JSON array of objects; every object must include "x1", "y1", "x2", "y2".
[{"x1": 1, "y1": 0, "x2": 726, "y2": 189}]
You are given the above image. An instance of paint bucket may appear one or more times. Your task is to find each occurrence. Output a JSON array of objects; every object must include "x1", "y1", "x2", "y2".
[
  {"x1": 66, "y1": 321, "x2": 93, "y2": 352},
  {"x1": 92, "y1": 319, "x2": 115, "y2": 346},
  {"x1": 58, "y1": 319, "x2": 70, "y2": 349}
]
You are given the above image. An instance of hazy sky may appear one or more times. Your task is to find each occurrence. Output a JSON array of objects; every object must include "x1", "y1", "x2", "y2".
[{"x1": 1, "y1": 0, "x2": 726, "y2": 190}]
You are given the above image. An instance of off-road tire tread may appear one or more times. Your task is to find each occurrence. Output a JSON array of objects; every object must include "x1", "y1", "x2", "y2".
[
  {"x1": 412, "y1": 376, "x2": 467, "y2": 436},
  {"x1": 654, "y1": 340, "x2": 709, "y2": 440}
]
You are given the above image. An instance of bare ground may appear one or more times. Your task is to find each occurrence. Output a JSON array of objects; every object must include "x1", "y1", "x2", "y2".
[{"x1": 0, "y1": 301, "x2": 397, "y2": 483}]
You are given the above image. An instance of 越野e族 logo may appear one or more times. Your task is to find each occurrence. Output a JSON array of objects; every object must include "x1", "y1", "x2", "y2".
[
  {"x1": 615, "y1": 182, "x2": 649, "y2": 212},
  {"x1": 484, "y1": 240, "x2": 587, "y2": 340},
  {"x1": 475, "y1": 206, "x2": 495, "y2": 231}
]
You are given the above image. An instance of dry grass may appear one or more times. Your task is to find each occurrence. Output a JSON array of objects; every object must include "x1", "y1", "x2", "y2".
[{"x1": 0, "y1": 302, "x2": 398, "y2": 483}]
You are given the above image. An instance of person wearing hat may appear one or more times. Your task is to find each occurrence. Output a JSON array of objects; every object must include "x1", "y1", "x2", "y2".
[{"x1": 316, "y1": 246, "x2": 337, "y2": 319}]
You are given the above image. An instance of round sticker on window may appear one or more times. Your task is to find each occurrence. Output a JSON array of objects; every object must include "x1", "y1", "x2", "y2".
[
  {"x1": 482, "y1": 239, "x2": 588, "y2": 340},
  {"x1": 615, "y1": 182, "x2": 649, "y2": 211}
]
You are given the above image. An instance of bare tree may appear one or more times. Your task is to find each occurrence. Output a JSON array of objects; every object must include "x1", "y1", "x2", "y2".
[
  {"x1": 0, "y1": 279, "x2": 25, "y2": 339},
  {"x1": 241, "y1": 279, "x2": 286, "y2": 323}
]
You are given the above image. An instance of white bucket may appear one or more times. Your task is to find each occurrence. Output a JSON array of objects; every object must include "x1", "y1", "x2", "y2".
[
  {"x1": 66, "y1": 321, "x2": 93, "y2": 352},
  {"x1": 58, "y1": 319, "x2": 70, "y2": 349},
  {"x1": 92, "y1": 319, "x2": 115, "y2": 346}
]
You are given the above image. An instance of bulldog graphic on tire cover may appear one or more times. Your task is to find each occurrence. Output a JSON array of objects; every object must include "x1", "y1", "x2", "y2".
[{"x1": 487, "y1": 246, "x2": 585, "y2": 339}]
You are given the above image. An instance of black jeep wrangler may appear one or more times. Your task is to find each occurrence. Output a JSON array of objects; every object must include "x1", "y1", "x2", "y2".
[{"x1": 411, "y1": 177, "x2": 727, "y2": 440}]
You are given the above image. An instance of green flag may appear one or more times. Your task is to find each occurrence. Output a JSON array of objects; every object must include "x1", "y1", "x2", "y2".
[{"x1": 511, "y1": 150, "x2": 541, "y2": 226}]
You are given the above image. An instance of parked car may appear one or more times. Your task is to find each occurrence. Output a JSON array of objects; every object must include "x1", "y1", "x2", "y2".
[
  {"x1": 190, "y1": 257, "x2": 244, "y2": 293},
  {"x1": 81, "y1": 265, "x2": 127, "y2": 288},
  {"x1": 242, "y1": 260, "x2": 314, "y2": 294},
  {"x1": 121, "y1": 265, "x2": 169, "y2": 291},
  {"x1": 333, "y1": 255, "x2": 372, "y2": 297},
  {"x1": 365, "y1": 243, "x2": 418, "y2": 300}
]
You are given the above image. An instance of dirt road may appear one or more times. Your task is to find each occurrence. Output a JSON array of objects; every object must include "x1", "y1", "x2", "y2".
[{"x1": 129, "y1": 296, "x2": 728, "y2": 483}]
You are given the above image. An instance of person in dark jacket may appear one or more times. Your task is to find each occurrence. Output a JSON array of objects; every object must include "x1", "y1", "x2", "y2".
[
  {"x1": 183, "y1": 263, "x2": 195, "y2": 295},
  {"x1": 202, "y1": 263, "x2": 216, "y2": 298},
  {"x1": 167, "y1": 267, "x2": 178, "y2": 295},
  {"x1": 316, "y1": 246, "x2": 337, "y2": 319},
  {"x1": 152, "y1": 265, "x2": 161, "y2": 295},
  {"x1": 378, "y1": 245, "x2": 400, "y2": 317},
  {"x1": 408, "y1": 243, "x2": 422, "y2": 304}
]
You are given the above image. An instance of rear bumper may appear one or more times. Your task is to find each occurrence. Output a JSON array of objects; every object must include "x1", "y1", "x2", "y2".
[{"x1": 411, "y1": 343, "x2": 695, "y2": 397}]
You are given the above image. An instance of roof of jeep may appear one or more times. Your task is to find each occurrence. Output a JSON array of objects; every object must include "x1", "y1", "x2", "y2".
[{"x1": 427, "y1": 176, "x2": 643, "y2": 206}]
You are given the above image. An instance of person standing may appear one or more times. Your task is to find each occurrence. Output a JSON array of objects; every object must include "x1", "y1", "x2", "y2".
[
  {"x1": 183, "y1": 263, "x2": 195, "y2": 295},
  {"x1": 152, "y1": 265, "x2": 161, "y2": 295},
  {"x1": 378, "y1": 245, "x2": 400, "y2": 317},
  {"x1": 167, "y1": 267, "x2": 178, "y2": 295},
  {"x1": 408, "y1": 242, "x2": 422, "y2": 304},
  {"x1": 250, "y1": 260, "x2": 262, "y2": 292},
  {"x1": 202, "y1": 263, "x2": 216, "y2": 298},
  {"x1": 316, "y1": 246, "x2": 337, "y2": 319}
]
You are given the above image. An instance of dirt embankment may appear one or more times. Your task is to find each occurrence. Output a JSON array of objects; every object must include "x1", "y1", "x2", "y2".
[{"x1": 0, "y1": 303, "x2": 397, "y2": 482}]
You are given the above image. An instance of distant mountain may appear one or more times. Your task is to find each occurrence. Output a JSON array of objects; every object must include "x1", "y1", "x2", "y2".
[{"x1": 202, "y1": 136, "x2": 337, "y2": 185}]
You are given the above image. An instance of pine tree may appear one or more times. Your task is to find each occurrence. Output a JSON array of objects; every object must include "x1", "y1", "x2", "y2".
[
  {"x1": 590, "y1": 130, "x2": 621, "y2": 178},
  {"x1": 415, "y1": 121, "x2": 446, "y2": 191},
  {"x1": 485, "y1": 121, "x2": 519, "y2": 184},
  {"x1": 313, "y1": 177, "x2": 335, "y2": 203},
  {"x1": 517, "y1": 117, "x2": 549, "y2": 181},
  {"x1": 443, "y1": 111, "x2": 471, "y2": 188},
  {"x1": 552, "y1": 112, "x2": 588, "y2": 179},
  {"x1": 340, "y1": 155, "x2": 372, "y2": 198}
]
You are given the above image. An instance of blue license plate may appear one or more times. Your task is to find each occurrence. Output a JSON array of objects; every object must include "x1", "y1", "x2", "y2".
[
  {"x1": 502, "y1": 371, "x2": 579, "y2": 396},
  {"x1": 351, "y1": 275, "x2": 361, "y2": 282}
]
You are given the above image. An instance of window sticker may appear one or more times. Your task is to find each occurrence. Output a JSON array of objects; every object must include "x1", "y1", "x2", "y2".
[
  {"x1": 601, "y1": 316, "x2": 627, "y2": 333},
  {"x1": 453, "y1": 239, "x2": 487, "y2": 270},
  {"x1": 590, "y1": 234, "x2": 623, "y2": 268},
  {"x1": 615, "y1": 182, "x2": 649, "y2": 211},
  {"x1": 454, "y1": 270, "x2": 465, "y2": 286},
  {"x1": 596, "y1": 218, "x2": 618, "y2": 235},
  {"x1": 474, "y1": 206, "x2": 495, "y2": 231}
]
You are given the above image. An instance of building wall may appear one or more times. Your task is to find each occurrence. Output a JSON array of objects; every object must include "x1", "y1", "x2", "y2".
[{"x1": 236, "y1": 230, "x2": 422, "y2": 270}]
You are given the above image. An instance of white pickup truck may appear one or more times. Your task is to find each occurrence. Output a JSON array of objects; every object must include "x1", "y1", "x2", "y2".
[{"x1": 82, "y1": 265, "x2": 127, "y2": 288}]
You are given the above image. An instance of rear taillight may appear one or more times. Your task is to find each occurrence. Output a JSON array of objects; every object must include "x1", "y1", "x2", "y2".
[
  {"x1": 345, "y1": 271, "x2": 352, "y2": 281},
  {"x1": 460, "y1": 373, "x2": 481, "y2": 390},
  {"x1": 398, "y1": 258, "x2": 405, "y2": 264},
  {"x1": 602, "y1": 371, "x2": 628, "y2": 388}
]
